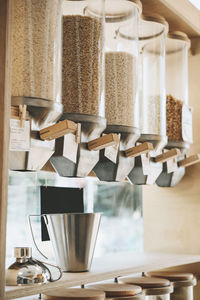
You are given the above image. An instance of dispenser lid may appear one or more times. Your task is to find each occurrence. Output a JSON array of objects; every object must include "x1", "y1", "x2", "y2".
[
  {"x1": 139, "y1": 14, "x2": 169, "y2": 40},
  {"x1": 166, "y1": 31, "x2": 191, "y2": 53},
  {"x1": 119, "y1": 276, "x2": 170, "y2": 288},
  {"x1": 87, "y1": 283, "x2": 142, "y2": 297},
  {"x1": 147, "y1": 271, "x2": 196, "y2": 287},
  {"x1": 104, "y1": 0, "x2": 142, "y2": 23},
  {"x1": 14, "y1": 247, "x2": 32, "y2": 259},
  {"x1": 43, "y1": 288, "x2": 105, "y2": 300}
]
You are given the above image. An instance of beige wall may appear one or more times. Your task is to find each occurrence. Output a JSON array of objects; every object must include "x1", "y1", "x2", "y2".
[{"x1": 143, "y1": 53, "x2": 200, "y2": 298}]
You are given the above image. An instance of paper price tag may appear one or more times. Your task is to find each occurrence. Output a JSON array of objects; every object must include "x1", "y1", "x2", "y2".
[
  {"x1": 9, "y1": 119, "x2": 30, "y2": 151},
  {"x1": 63, "y1": 133, "x2": 78, "y2": 163},
  {"x1": 182, "y1": 105, "x2": 193, "y2": 143},
  {"x1": 104, "y1": 134, "x2": 120, "y2": 163}
]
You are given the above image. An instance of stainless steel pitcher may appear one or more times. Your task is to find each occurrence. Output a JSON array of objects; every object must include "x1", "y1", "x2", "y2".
[{"x1": 28, "y1": 213, "x2": 101, "y2": 272}]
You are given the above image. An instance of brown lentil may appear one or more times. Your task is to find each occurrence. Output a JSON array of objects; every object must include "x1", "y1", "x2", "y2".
[
  {"x1": 11, "y1": 0, "x2": 62, "y2": 102},
  {"x1": 167, "y1": 94, "x2": 183, "y2": 141},
  {"x1": 62, "y1": 15, "x2": 103, "y2": 116},
  {"x1": 105, "y1": 51, "x2": 137, "y2": 127}
]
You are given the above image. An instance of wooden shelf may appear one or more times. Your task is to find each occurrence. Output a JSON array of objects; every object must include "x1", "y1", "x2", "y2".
[
  {"x1": 141, "y1": 0, "x2": 200, "y2": 54},
  {"x1": 5, "y1": 252, "x2": 200, "y2": 299}
]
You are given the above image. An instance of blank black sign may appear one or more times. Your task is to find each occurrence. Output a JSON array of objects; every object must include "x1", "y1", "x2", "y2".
[{"x1": 40, "y1": 186, "x2": 84, "y2": 241}]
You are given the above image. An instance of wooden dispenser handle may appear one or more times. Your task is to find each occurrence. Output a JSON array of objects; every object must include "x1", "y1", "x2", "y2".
[
  {"x1": 40, "y1": 120, "x2": 77, "y2": 141},
  {"x1": 178, "y1": 154, "x2": 200, "y2": 168},
  {"x1": 125, "y1": 142, "x2": 154, "y2": 158},
  {"x1": 155, "y1": 148, "x2": 181, "y2": 163},
  {"x1": 88, "y1": 133, "x2": 120, "y2": 151}
]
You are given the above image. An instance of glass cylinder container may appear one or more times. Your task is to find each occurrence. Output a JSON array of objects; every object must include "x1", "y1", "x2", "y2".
[
  {"x1": 104, "y1": 0, "x2": 141, "y2": 128},
  {"x1": 11, "y1": 0, "x2": 62, "y2": 102},
  {"x1": 140, "y1": 15, "x2": 168, "y2": 136},
  {"x1": 62, "y1": 0, "x2": 105, "y2": 117},
  {"x1": 166, "y1": 32, "x2": 191, "y2": 142}
]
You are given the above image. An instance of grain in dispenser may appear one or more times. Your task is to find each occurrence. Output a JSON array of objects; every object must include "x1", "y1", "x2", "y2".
[
  {"x1": 9, "y1": 0, "x2": 63, "y2": 171},
  {"x1": 93, "y1": 0, "x2": 142, "y2": 182},
  {"x1": 128, "y1": 15, "x2": 170, "y2": 185},
  {"x1": 11, "y1": 0, "x2": 63, "y2": 127},
  {"x1": 50, "y1": 0, "x2": 107, "y2": 177},
  {"x1": 166, "y1": 32, "x2": 192, "y2": 147}
]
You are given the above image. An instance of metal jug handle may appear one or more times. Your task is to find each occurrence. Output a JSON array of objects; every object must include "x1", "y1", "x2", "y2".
[
  {"x1": 34, "y1": 259, "x2": 62, "y2": 282},
  {"x1": 28, "y1": 214, "x2": 48, "y2": 260}
]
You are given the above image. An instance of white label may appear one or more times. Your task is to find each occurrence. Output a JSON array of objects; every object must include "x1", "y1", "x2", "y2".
[
  {"x1": 167, "y1": 157, "x2": 178, "y2": 173},
  {"x1": 141, "y1": 153, "x2": 150, "y2": 175},
  {"x1": 104, "y1": 134, "x2": 120, "y2": 164},
  {"x1": 63, "y1": 133, "x2": 78, "y2": 163},
  {"x1": 9, "y1": 119, "x2": 30, "y2": 151},
  {"x1": 182, "y1": 105, "x2": 193, "y2": 143},
  {"x1": 146, "y1": 163, "x2": 162, "y2": 185}
]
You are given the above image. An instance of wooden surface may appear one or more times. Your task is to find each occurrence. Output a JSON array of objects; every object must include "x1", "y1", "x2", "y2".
[
  {"x1": 0, "y1": 0, "x2": 12, "y2": 299},
  {"x1": 5, "y1": 252, "x2": 200, "y2": 299},
  {"x1": 125, "y1": 142, "x2": 153, "y2": 158},
  {"x1": 87, "y1": 283, "x2": 142, "y2": 297},
  {"x1": 88, "y1": 134, "x2": 119, "y2": 151},
  {"x1": 154, "y1": 149, "x2": 181, "y2": 163},
  {"x1": 43, "y1": 288, "x2": 105, "y2": 300},
  {"x1": 141, "y1": 0, "x2": 200, "y2": 38},
  {"x1": 40, "y1": 120, "x2": 77, "y2": 141},
  {"x1": 119, "y1": 276, "x2": 170, "y2": 288},
  {"x1": 178, "y1": 154, "x2": 200, "y2": 167},
  {"x1": 147, "y1": 271, "x2": 194, "y2": 281}
]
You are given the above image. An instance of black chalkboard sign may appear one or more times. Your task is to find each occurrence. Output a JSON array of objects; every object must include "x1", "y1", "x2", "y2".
[{"x1": 40, "y1": 186, "x2": 84, "y2": 241}]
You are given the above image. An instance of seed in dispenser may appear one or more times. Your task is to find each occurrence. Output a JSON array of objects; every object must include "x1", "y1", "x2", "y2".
[
  {"x1": 62, "y1": 15, "x2": 103, "y2": 116},
  {"x1": 105, "y1": 51, "x2": 137, "y2": 127},
  {"x1": 166, "y1": 94, "x2": 183, "y2": 141}
]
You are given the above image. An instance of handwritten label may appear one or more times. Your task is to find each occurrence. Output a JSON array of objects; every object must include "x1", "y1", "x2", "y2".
[
  {"x1": 63, "y1": 133, "x2": 78, "y2": 163},
  {"x1": 9, "y1": 119, "x2": 30, "y2": 151},
  {"x1": 182, "y1": 105, "x2": 193, "y2": 143}
]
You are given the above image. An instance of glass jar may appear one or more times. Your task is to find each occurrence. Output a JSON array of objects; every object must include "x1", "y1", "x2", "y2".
[
  {"x1": 104, "y1": 0, "x2": 141, "y2": 128},
  {"x1": 11, "y1": 0, "x2": 62, "y2": 102},
  {"x1": 147, "y1": 272, "x2": 196, "y2": 300},
  {"x1": 166, "y1": 32, "x2": 191, "y2": 142},
  {"x1": 140, "y1": 15, "x2": 168, "y2": 136},
  {"x1": 119, "y1": 276, "x2": 173, "y2": 300},
  {"x1": 62, "y1": 0, "x2": 105, "y2": 117}
]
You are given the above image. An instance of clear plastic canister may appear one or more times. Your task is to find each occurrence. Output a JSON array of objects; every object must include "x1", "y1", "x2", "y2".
[
  {"x1": 11, "y1": 0, "x2": 62, "y2": 102},
  {"x1": 166, "y1": 32, "x2": 191, "y2": 142},
  {"x1": 147, "y1": 271, "x2": 196, "y2": 300},
  {"x1": 104, "y1": 0, "x2": 142, "y2": 128},
  {"x1": 62, "y1": 0, "x2": 105, "y2": 117},
  {"x1": 140, "y1": 15, "x2": 168, "y2": 136}
]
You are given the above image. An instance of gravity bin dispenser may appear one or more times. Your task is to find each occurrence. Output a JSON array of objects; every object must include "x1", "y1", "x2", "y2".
[
  {"x1": 156, "y1": 31, "x2": 194, "y2": 187},
  {"x1": 49, "y1": 0, "x2": 109, "y2": 177},
  {"x1": 93, "y1": 0, "x2": 143, "y2": 182},
  {"x1": 9, "y1": 0, "x2": 63, "y2": 171},
  {"x1": 128, "y1": 14, "x2": 170, "y2": 185}
]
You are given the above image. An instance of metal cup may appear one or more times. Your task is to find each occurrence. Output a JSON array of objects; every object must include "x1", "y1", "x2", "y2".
[{"x1": 29, "y1": 213, "x2": 101, "y2": 272}]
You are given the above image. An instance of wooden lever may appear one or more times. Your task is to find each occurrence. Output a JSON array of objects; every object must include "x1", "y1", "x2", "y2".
[
  {"x1": 88, "y1": 133, "x2": 120, "y2": 151},
  {"x1": 125, "y1": 142, "x2": 154, "y2": 158},
  {"x1": 155, "y1": 148, "x2": 181, "y2": 163},
  {"x1": 178, "y1": 154, "x2": 200, "y2": 168},
  {"x1": 40, "y1": 120, "x2": 77, "y2": 141}
]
